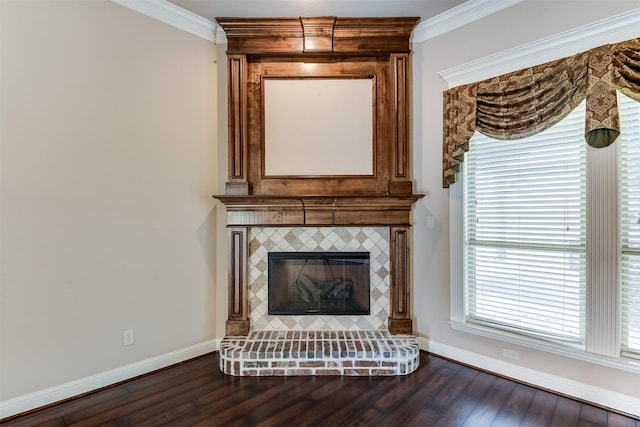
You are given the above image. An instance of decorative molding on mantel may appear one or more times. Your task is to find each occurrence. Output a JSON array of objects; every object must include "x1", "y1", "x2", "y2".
[
  {"x1": 214, "y1": 195, "x2": 425, "y2": 227},
  {"x1": 412, "y1": 0, "x2": 524, "y2": 43},
  {"x1": 217, "y1": 16, "x2": 420, "y2": 54},
  {"x1": 111, "y1": 0, "x2": 524, "y2": 46},
  {"x1": 439, "y1": 7, "x2": 640, "y2": 88},
  {"x1": 419, "y1": 337, "x2": 640, "y2": 419}
]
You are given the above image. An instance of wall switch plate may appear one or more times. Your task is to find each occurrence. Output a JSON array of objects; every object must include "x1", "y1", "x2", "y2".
[{"x1": 123, "y1": 329, "x2": 134, "y2": 346}]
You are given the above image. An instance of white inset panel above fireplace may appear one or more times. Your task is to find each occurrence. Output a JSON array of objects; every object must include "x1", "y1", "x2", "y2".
[{"x1": 264, "y1": 78, "x2": 374, "y2": 176}]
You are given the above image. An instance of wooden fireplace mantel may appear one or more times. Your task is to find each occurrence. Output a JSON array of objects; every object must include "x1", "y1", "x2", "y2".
[
  {"x1": 215, "y1": 16, "x2": 422, "y2": 336},
  {"x1": 214, "y1": 194, "x2": 424, "y2": 227}
]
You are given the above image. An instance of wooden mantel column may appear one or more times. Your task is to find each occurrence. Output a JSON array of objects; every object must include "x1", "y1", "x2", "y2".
[
  {"x1": 226, "y1": 227, "x2": 249, "y2": 335},
  {"x1": 389, "y1": 226, "x2": 413, "y2": 334},
  {"x1": 225, "y1": 54, "x2": 249, "y2": 196}
]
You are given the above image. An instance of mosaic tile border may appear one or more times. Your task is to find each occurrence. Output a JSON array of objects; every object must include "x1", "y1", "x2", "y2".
[{"x1": 247, "y1": 227, "x2": 390, "y2": 331}]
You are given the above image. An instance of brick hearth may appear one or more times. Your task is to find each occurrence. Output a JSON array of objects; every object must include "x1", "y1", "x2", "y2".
[{"x1": 220, "y1": 330, "x2": 419, "y2": 376}]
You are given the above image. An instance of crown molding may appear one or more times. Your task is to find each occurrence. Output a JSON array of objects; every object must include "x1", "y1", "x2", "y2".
[
  {"x1": 112, "y1": 0, "x2": 520, "y2": 46},
  {"x1": 110, "y1": 0, "x2": 218, "y2": 43},
  {"x1": 439, "y1": 7, "x2": 640, "y2": 88},
  {"x1": 412, "y1": 0, "x2": 524, "y2": 43}
]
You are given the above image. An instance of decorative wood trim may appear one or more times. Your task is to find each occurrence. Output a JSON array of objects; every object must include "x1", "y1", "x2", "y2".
[
  {"x1": 389, "y1": 226, "x2": 413, "y2": 334},
  {"x1": 300, "y1": 17, "x2": 336, "y2": 52},
  {"x1": 390, "y1": 53, "x2": 412, "y2": 196},
  {"x1": 227, "y1": 55, "x2": 248, "y2": 194},
  {"x1": 389, "y1": 227, "x2": 411, "y2": 333},
  {"x1": 216, "y1": 17, "x2": 419, "y2": 198},
  {"x1": 215, "y1": 195, "x2": 424, "y2": 227},
  {"x1": 217, "y1": 18, "x2": 303, "y2": 54},
  {"x1": 226, "y1": 228, "x2": 249, "y2": 335},
  {"x1": 332, "y1": 17, "x2": 419, "y2": 53},
  {"x1": 393, "y1": 54, "x2": 408, "y2": 178},
  {"x1": 246, "y1": 60, "x2": 390, "y2": 197},
  {"x1": 388, "y1": 318, "x2": 413, "y2": 335},
  {"x1": 217, "y1": 17, "x2": 419, "y2": 55}
]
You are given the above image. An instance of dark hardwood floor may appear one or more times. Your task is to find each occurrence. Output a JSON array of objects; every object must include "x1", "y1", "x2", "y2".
[{"x1": 2, "y1": 352, "x2": 638, "y2": 427}]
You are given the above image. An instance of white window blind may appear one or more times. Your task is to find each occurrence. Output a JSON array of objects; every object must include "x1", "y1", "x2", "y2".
[
  {"x1": 620, "y1": 92, "x2": 640, "y2": 357},
  {"x1": 463, "y1": 102, "x2": 587, "y2": 344}
]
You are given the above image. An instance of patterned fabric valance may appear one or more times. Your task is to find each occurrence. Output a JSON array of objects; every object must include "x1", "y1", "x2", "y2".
[{"x1": 443, "y1": 38, "x2": 640, "y2": 188}]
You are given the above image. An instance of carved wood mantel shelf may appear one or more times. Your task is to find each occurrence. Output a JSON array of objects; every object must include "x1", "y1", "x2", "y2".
[
  {"x1": 214, "y1": 16, "x2": 423, "y2": 336},
  {"x1": 214, "y1": 195, "x2": 424, "y2": 227}
]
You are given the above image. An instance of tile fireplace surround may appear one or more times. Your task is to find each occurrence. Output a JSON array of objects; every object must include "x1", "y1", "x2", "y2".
[{"x1": 249, "y1": 227, "x2": 389, "y2": 331}]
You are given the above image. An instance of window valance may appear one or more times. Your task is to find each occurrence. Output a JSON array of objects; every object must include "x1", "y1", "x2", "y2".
[{"x1": 443, "y1": 38, "x2": 640, "y2": 188}]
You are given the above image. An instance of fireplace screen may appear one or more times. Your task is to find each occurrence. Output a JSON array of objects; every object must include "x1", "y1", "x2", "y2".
[{"x1": 268, "y1": 252, "x2": 370, "y2": 315}]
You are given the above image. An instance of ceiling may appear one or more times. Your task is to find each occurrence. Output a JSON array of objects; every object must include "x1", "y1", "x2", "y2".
[{"x1": 168, "y1": 0, "x2": 468, "y2": 24}]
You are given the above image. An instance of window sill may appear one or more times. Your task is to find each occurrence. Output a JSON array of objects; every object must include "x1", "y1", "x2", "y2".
[{"x1": 449, "y1": 320, "x2": 640, "y2": 374}]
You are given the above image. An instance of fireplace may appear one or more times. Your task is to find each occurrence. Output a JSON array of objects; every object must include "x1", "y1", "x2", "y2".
[{"x1": 268, "y1": 252, "x2": 370, "y2": 315}]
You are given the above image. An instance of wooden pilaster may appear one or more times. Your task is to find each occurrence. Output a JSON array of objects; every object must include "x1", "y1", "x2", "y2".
[
  {"x1": 225, "y1": 54, "x2": 249, "y2": 196},
  {"x1": 389, "y1": 53, "x2": 412, "y2": 196},
  {"x1": 388, "y1": 226, "x2": 413, "y2": 334},
  {"x1": 226, "y1": 227, "x2": 250, "y2": 335}
]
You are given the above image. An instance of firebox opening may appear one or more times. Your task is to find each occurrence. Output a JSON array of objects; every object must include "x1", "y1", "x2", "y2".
[{"x1": 268, "y1": 252, "x2": 370, "y2": 315}]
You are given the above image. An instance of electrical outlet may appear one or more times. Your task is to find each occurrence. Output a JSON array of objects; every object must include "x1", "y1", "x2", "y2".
[
  {"x1": 123, "y1": 329, "x2": 135, "y2": 346},
  {"x1": 502, "y1": 348, "x2": 519, "y2": 360}
]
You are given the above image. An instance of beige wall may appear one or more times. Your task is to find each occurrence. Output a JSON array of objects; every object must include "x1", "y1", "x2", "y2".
[
  {"x1": 412, "y1": 0, "x2": 640, "y2": 403},
  {"x1": 0, "y1": 0, "x2": 220, "y2": 400}
]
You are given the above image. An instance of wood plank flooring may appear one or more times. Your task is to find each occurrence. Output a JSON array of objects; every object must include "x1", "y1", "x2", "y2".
[{"x1": 2, "y1": 352, "x2": 638, "y2": 426}]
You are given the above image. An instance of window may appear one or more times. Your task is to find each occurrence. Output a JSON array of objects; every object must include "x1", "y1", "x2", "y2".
[
  {"x1": 463, "y1": 101, "x2": 586, "y2": 345},
  {"x1": 454, "y1": 93, "x2": 640, "y2": 359},
  {"x1": 620, "y1": 93, "x2": 640, "y2": 357}
]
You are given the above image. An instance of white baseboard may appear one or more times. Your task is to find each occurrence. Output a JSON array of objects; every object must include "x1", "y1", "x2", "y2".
[
  {"x1": 0, "y1": 339, "x2": 221, "y2": 420},
  {"x1": 418, "y1": 337, "x2": 640, "y2": 419}
]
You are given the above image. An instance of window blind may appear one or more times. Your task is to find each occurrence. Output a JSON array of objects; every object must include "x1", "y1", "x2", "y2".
[
  {"x1": 464, "y1": 102, "x2": 587, "y2": 344},
  {"x1": 620, "y1": 93, "x2": 640, "y2": 356}
]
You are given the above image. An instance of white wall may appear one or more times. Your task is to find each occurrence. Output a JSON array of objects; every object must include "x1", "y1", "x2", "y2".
[
  {"x1": 0, "y1": 0, "x2": 220, "y2": 402},
  {"x1": 412, "y1": 0, "x2": 640, "y2": 414}
]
